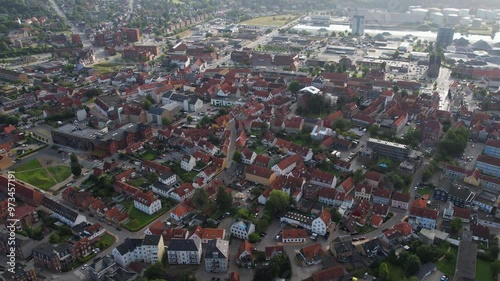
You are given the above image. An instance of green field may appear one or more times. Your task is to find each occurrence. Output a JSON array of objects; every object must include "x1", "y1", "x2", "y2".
[
  {"x1": 241, "y1": 14, "x2": 299, "y2": 27},
  {"x1": 14, "y1": 159, "x2": 43, "y2": 171},
  {"x1": 13, "y1": 159, "x2": 71, "y2": 190},
  {"x1": 254, "y1": 146, "x2": 267, "y2": 155},
  {"x1": 417, "y1": 186, "x2": 433, "y2": 196},
  {"x1": 436, "y1": 246, "x2": 458, "y2": 278},
  {"x1": 141, "y1": 151, "x2": 157, "y2": 161},
  {"x1": 476, "y1": 258, "x2": 494, "y2": 281},
  {"x1": 47, "y1": 166, "x2": 72, "y2": 182},
  {"x1": 128, "y1": 178, "x2": 146, "y2": 187},
  {"x1": 92, "y1": 62, "x2": 122, "y2": 74}
]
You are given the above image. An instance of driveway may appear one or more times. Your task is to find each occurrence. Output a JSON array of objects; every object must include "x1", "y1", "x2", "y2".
[{"x1": 423, "y1": 269, "x2": 445, "y2": 281}]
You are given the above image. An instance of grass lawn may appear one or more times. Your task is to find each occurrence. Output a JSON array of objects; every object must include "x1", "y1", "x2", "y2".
[
  {"x1": 436, "y1": 246, "x2": 458, "y2": 278},
  {"x1": 47, "y1": 166, "x2": 71, "y2": 182},
  {"x1": 140, "y1": 151, "x2": 157, "y2": 161},
  {"x1": 386, "y1": 262, "x2": 405, "y2": 281},
  {"x1": 15, "y1": 169, "x2": 56, "y2": 190},
  {"x1": 92, "y1": 62, "x2": 122, "y2": 74},
  {"x1": 241, "y1": 14, "x2": 299, "y2": 27},
  {"x1": 13, "y1": 159, "x2": 43, "y2": 171},
  {"x1": 418, "y1": 186, "x2": 433, "y2": 196},
  {"x1": 171, "y1": 0, "x2": 184, "y2": 3},
  {"x1": 99, "y1": 232, "x2": 116, "y2": 249},
  {"x1": 121, "y1": 200, "x2": 170, "y2": 232},
  {"x1": 176, "y1": 30, "x2": 192, "y2": 38},
  {"x1": 254, "y1": 146, "x2": 268, "y2": 155},
  {"x1": 476, "y1": 258, "x2": 494, "y2": 281},
  {"x1": 128, "y1": 178, "x2": 146, "y2": 187}
]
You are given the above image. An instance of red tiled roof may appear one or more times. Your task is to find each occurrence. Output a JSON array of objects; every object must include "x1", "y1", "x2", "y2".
[
  {"x1": 364, "y1": 171, "x2": 383, "y2": 182},
  {"x1": 265, "y1": 245, "x2": 284, "y2": 259},
  {"x1": 318, "y1": 187, "x2": 338, "y2": 199},
  {"x1": 372, "y1": 188, "x2": 390, "y2": 199},
  {"x1": 453, "y1": 206, "x2": 471, "y2": 219},
  {"x1": 282, "y1": 229, "x2": 307, "y2": 240},
  {"x1": 393, "y1": 222, "x2": 413, "y2": 236},
  {"x1": 276, "y1": 154, "x2": 303, "y2": 170},
  {"x1": 371, "y1": 214, "x2": 383, "y2": 227},
  {"x1": 246, "y1": 164, "x2": 274, "y2": 178},
  {"x1": 410, "y1": 206, "x2": 438, "y2": 220},
  {"x1": 392, "y1": 192, "x2": 410, "y2": 203},
  {"x1": 318, "y1": 209, "x2": 331, "y2": 226},
  {"x1": 312, "y1": 265, "x2": 348, "y2": 281},
  {"x1": 470, "y1": 223, "x2": 490, "y2": 239},
  {"x1": 477, "y1": 154, "x2": 500, "y2": 167}
]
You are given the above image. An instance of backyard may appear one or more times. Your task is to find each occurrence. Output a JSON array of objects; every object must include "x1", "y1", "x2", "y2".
[
  {"x1": 436, "y1": 246, "x2": 458, "y2": 278},
  {"x1": 476, "y1": 257, "x2": 494, "y2": 281},
  {"x1": 121, "y1": 199, "x2": 173, "y2": 232},
  {"x1": 417, "y1": 186, "x2": 433, "y2": 196},
  {"x1": 241, "y1": 14, "x2": 299, "y2": 27},
  {"x1": 97, "y1": 232, "x2": 116, "y2": 250},
  {"x1": 386, "y1": 262, "x2": 405, "y2": 281},
  {"x1": 140, "y1": 150, "x2": 158, "y2": 161},
  {"x1": 13, "y1": 159, "x2": 71, "y2": 190},
  {"x1": 254, "y1": 145, "x2": 268, "y2": 155}
]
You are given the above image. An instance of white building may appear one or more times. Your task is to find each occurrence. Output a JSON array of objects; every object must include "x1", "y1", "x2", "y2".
[
  {"x1": 112, "y1": 235, "x2": 165, "y2": 267},
  {"x1": 159, "y1": 171, "x2": 177, "y2": 185},
  {"x1": 133, "y1": 192, "x2": 162, "y2": 215},
  {"x1": 311, "y1": 209, "x2": 331, "y2": 236},
  {"x1": 167, "y1": 238, "x2": 202, "y2": 265},
  {"x1": 181, "y1": 154, "x2": 196, "y2": 172},
  {"x1": 205, "y1": 239, "x2": 229, "y2": 273},
  {"x1": 230, "y1": 220, "x2": 255, "y2": 240},
  {"x1": 168, "y1": 183, "x2": 195, "y2": 202}
]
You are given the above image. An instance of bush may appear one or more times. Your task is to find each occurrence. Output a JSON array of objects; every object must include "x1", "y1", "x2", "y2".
[{"x1": 445, "y1": 252, "x2": 454, "y2": 260}]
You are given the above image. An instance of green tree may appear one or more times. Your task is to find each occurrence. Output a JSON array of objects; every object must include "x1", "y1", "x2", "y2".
[
  {"x1": 450, "y1": 218, "x2": 462, "y2": 233},
  {"x1": 70, "y1": 153, "x2": 82, "y2": 176},
  {"x1": 253, "y1": 265, "x2": 274, "y2": 281},
  {"x1": 332, "y1": 118, "x2": 351, "y2": 131},
  {"x1": 331, "y1": 209, "x2": 342, "y2": 223},
  {"x1": 404, "y1": 254, "x2": 421, "y2": 276},
  {"x1": 353, "y1": 169, "x2": 364, "y2": 184},
  {"x1": 437, "y1": 127, "x2": 469, "y2": 160},
  {"x1": 288, "y1": 80, "x2": 301, "y2": 93},
  {"x1": 147, "y1": 172, "x2": 159, "y2": 183},
  {"x1": 192, "y1": 188, "x2": 209, "y2": 210},
  {"x1": 368, "y1": 124, "x2": 379, "y2": 135},
  {"x1": 187, "y1": 116, "x2": 193, "y2": 123},
  {"x1": 233, "y1": 151, "x2": 242, "y2": 163},
  {"x1": 5, "y1": 116, "x2": 19, "y2": 126},
  {"x1": 216, "y1": 186, "x2": 233, "y2": 211},
  {"x1": 265, "y1": 190, "x2": 290, "y2": 215},
  {"x1": 161, "y1": 117, "x2": 170, "y2": 126},
  {"x1": 378, "y1": 262, "x2": 390, "y2": 281},
  {"x1": 143, "y1": 100, "x2": 152, "y2": 110},
  {"x1": 270, "y1": 253, "x2": 292, "y2": 278},
  {"x1": 248, "y1": 232, "x2": 260, "y2": 243},
  {"x1": 49, "y1": 232, "x2": 60, "y2": 243},
  {"x1": 144, "y1": 262, "x2": 165, "y2": 280}
]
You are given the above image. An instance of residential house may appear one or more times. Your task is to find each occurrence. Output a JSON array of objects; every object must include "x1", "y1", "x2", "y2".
[
  {"x1": 200, "y1": 228, "x2": 226, "y2": 244},
  {"x1": 240, "y1": 149, "x2": 257, "y2": 165},
  {"x1": 205, "y1": 239, "x2": 229, "y2": 273},
  {"x1": 169, "y1": 183, "x2": 195, "y2": 202},
  {"x1": 181, "y1": 154, "x2": 197, "y2": 172},
  {"x1": 133, "y1": 191, "x2": 162, "y2": 215},
  {"x1": 484, "y1": 139, "x2": 500, "y2": 158},
  {"x1": 309, "y1": 169, "x2": 337, "y2": 188},
  {"x1": 245, "y1": 165, "x2": 276, "y2": 186},
  {"x1": 170, "y1": 204, "x2": 192, "y2": 221},
  {"x1": 265, "y1": 245, "x2": 284, "y2": 261},
  {"x1": 230, "y1": 220, "x2": 255, "y2": 240},
  {"x1": 312, "y1": 265, "x2": 350, "y2": 281},
  {"x1": 167, "y1": 238, "x2": 202, "y2": 265},
  {"x1": 372, "y1": 203, "x2": 390, "y2": 217},
  {"x1": 282, "y1": 229, "x2": 307, "y2": 243},
  {"x1": 418, "y1": 119, "x2": 443, "y2": 146},
  {"x1": 372, "y1": 188, "x2": 391, "y2": 205},
  {"x1": 299, "y1": 243, "x2": 327, "y2": 266},
  {"x1": 41, "y1": 197, "x2": 86, "y2": 227},
  {"x1": 409, "y1": 206, "x2": 438, "y2": 229},
  {"x1": 337, "y1": 177, "x2": 355, "y2": 194},
  {"x1": 354, "y1": 183, "x2": 372, "y2": 201},
  {"x1": 433, "y1": 182, "x2": 476, "y2": 208},
  {"x1": 32, "y1": 243, "x2": 73, "y2": 272},
  {"x1": 475, "y1": 155, "x2": 500, "y2": 178},
  {"x1": 391, "y1": 192, "x2": 410, "y2": 210},
  {"x1": 470, "y1": 224, "x2": 490, "y2": 243},
  {"x1": 311, "y1": 209, "x2": 331, "y2": 236},
  {"x1": 236, "y1": 241, "x2": 253, "y2": 268},
  {"x1": 364, "y1": 171, "x2": 383, "y2": 189},
  {"x1": 112, "y1": 235, "x2": 165, "y2": 267},
  {"x1": 331, "y1": 241, "x2": 355, "y2": 262},
  {"x1": 271, "y1": 154, "x2": 302, "y2": 176}
]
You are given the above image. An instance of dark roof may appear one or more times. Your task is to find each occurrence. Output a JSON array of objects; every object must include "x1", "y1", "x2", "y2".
[
  {"x1": 205, "y1": 239, "x2": 229, "y2": 259},
  {"x1": 115, "y1": 238, "x2": 143, "y2": 255},
  {"x1": 41, "y1": 197, "x2": 79, "y2": 222},
  {"x1": 142, "y1": 235, "x2": 162, "y2": 245},
  {"x1": 168, "y1": 238, "x2": 200, "y2": 251}
]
